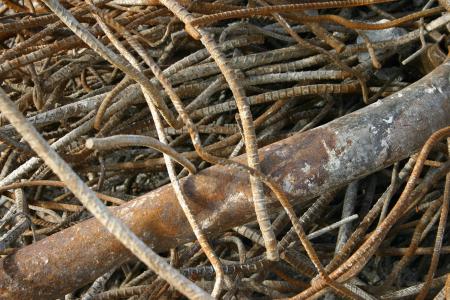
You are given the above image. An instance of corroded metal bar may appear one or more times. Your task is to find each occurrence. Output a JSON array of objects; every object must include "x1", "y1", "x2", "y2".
[{"x1": 1, "y1": 61, "x2": 450, "y2": 299}]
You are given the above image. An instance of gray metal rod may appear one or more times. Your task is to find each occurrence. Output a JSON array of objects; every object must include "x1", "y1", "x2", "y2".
[{"x1": 0, "y1": 61, "x2": 449, "y2": 299}]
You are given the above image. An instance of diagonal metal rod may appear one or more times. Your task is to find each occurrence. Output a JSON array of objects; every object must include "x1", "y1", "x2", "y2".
[{"x1": 0, "y1": 61, "x2": 449, "y2": 299}]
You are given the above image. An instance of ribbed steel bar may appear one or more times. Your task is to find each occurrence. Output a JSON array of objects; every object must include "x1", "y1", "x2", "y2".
[{"x1": 0, "y1": 61, "x2": 449, "y2": 299}]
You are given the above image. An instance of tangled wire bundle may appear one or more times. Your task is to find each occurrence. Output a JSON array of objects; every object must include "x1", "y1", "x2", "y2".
[{"x1": 0, "y1": 0, "x2": 450, "y2": 299}]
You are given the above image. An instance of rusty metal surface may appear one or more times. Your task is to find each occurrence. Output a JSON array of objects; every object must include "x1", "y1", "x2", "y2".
[{"x1": 0, "y1": 61, "x2": 450, "y2": 299}]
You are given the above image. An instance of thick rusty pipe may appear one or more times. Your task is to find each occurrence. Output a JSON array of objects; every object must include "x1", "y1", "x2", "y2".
[{"x1": 1, "y1": 62, "x2": 450, "y2": 299}]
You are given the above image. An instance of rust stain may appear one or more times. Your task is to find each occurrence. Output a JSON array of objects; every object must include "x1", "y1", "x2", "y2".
[
  {"x1": 260, "y1": 127, "x2": 337, "y2": 195},
  {"x1": 183, "y1": 162, "x2": 252, "y2": 206},
  {"x1": 0, "y1": 60, "x2": 448, "y2": 299}
]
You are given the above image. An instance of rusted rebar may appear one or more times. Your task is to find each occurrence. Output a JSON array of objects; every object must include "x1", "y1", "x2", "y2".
[{"x1": 0, "y1": 57, "x2": 449, "y2": 299}]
